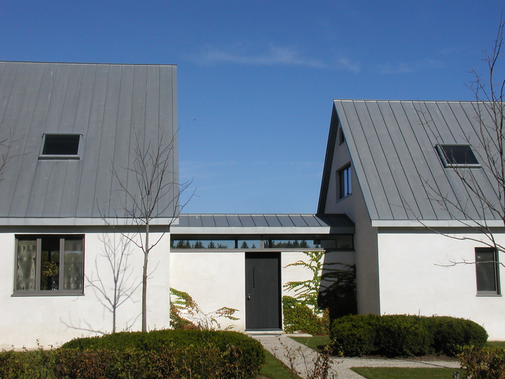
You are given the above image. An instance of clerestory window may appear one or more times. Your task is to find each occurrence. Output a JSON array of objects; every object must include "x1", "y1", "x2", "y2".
[{"x1": 14, "y1": 235, "x2": 84, "y2": 295}]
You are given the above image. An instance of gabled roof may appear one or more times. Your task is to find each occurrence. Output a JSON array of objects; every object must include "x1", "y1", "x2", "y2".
[
  {"x1": 172, "y1": 213, "x2": 354, "y2": 235},
  {"x1": 318, "y1": 99, "x2": 504, "y2": 226},
  {"x1": 0, "y1": 61, "x2": 178, "y2": 225}
]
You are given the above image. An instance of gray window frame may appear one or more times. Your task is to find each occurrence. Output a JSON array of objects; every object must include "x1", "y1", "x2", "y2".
[
  {"x1": 436, "y1": 144, "x2": 480, "y2": 168},
  {"x1": 475, "y1": 247, "x2": 501, "y2": 296},
  {"x1": 13, "y1": 235, "x2": 85, "y2": 296},
  {"x1": 39, "y1": 133, "x2": 82, "y2": 160}
]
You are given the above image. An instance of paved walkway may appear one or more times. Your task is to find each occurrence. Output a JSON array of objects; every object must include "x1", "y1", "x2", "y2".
[{"x1": 252, "y1": 334, "x2": 461, "y2": 379}]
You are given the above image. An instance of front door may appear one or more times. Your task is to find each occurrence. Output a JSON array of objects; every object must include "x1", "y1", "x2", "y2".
[{"x1": 245, "y1": 252, "x2": 281, "y2": 330}]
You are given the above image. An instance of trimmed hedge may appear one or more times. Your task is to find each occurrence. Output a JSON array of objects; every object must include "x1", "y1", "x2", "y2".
[
  {"x1": 0, "y1": 330, "x2": 265, "y2": 379},
  {"x1": 62, "y1": 330, "x2": 264, "y2": 378},
  {"x1": 330, "y1": 314, "x2": 488, "y2": 357}
]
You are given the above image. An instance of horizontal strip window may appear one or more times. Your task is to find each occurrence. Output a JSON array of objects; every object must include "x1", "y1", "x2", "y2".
[{"x1": 171, "y1": 235, "x2": 353, "y2": 251}]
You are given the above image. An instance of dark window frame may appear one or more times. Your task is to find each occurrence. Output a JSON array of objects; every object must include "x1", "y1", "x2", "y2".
[
  {"x1": 39, "y1": 134, "x2": 81, "y2": 160},
  {"x1": 475, "y1": 247, "x2": 501, "y2": 296},
  {"x1": 436, "y1": 144, "x2": 480, "y2": 168},
  {"x1": 13, "y1": 235, "x2": 85, "y2": 296},
  {"x1": 338, "y1": 164, "x2": 352, "y2": 200}
]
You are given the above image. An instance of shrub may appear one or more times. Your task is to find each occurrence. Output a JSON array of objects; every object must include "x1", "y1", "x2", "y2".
[
  {"x1": 330, "y1": 316, "x2": 376, "y2": 356},
  {"x1": 282, "y1": 295, "x2": 329, "y2": 335},
  {"x1": 424, "y1": 316, "x2": 488, "y2": 356},
  {"x1": 330, "y1": 314, "x2": 488, "y2": 358},
  {"x1": 374, "y1": 315, "x2": 431, "y2": 357},
  {"x1": 459, "y1": 345, "x2": 505, "y2": 379},
  {"x1": 62, "y1": 329, "x2": 265, "y2": 378}
]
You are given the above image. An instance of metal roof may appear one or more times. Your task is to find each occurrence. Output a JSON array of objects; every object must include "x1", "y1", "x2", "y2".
[
  {"x1": 0, "y1": 61, "x2": 178, "y2": 225},
  {"x1": 318, "y1": 100, "x2": 504, "y2": 225},
  {"x1": 172, "y1": 214, "x2": 354, "y2": 234}
]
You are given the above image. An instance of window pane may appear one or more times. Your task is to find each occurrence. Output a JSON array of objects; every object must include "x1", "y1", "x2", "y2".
[
  {"x1": 16, "y1": 240, "x2": 37, "y2": 291},
  {"x1": 476, "y1": 249, "x2": 497, "y2": 292},
  {"x1": 63, "y1": 239, "x2": 83, "y2": 291},
  {"x1": 238, "y1": 240, "x2": 261, "y2": 249},
  {"x1": 42, "y1": 134, "x2": 80, "y2": 155},
  {"x1": 40, "y1": 237, "x2": 60, "y2": 291}
]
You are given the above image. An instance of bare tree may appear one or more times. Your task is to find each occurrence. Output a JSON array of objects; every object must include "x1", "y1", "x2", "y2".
[
  {"x1": 87, "y1": 234, "x2": 140, "y2": 333},
  {"x1": 109, "y1": 125, "x2": 191, "y2": 332},
  {"x1": 413, "y1": 18, "x2": 505, "y2": 266},
  {"x1": 0, "y1": 128, "x2": 14, "y2": 184}
]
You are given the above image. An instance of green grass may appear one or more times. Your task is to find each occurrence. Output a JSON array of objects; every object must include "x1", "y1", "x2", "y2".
[
  {"x1": 488, "y1": 341, "x2": 505, "y2": 348},
  {"x1": 259, "y1": 349, "x2": 302, "y2": 379},
  {"x1": 289, "y1": 335, "x2": 330, "y2": 352},
  {"x1": 351, "y1": 367, "x2": 466, "y2": 379}
]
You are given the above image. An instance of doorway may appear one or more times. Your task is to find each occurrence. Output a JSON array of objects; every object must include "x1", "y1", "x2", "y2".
[{"x1": 245, "y1": 252, "x2": 281, "y2": 330}]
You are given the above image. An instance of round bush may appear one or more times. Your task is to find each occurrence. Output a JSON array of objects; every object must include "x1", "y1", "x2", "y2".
[{"x1": 330, "y1": 314, "x2": 488, "y2": 358}]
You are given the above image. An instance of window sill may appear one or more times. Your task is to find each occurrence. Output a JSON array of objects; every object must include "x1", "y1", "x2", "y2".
[
  {"x1": 12, "y1": 291, "x2": 84, "y2": 297},
  {"x1": 476, "y1": 293, "x2": 502, "y2": 297},
  {"x1": 38, "y1": 155, "x2": 80, "y2": 160}
]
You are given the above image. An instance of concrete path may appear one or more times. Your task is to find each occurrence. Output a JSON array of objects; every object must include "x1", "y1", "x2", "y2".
[{"x1": 252, "y1": 334, "x2": 461, "y2": 379}]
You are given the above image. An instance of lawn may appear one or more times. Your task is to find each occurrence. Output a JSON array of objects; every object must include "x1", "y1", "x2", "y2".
[
  {"x1": 290, "y1": 335, "x2": 331, "y2": 352},
  {"x1": 259, "y1": 349, "x2": 302, "y2": 379}
]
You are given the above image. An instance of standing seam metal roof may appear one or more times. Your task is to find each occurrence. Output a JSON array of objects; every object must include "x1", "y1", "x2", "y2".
[
  {"x1": 318, "y1": 99, "x2": 503, "y2": 223},
  {"x1": 0, "y1": 61, "x2": 178, "y2": 223}
]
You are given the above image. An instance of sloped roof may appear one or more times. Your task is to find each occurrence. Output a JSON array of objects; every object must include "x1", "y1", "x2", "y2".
[
  {"x1": 0, "y1": 61, "x2": 178, "y2": 225},
  {"x1": 318, "y1": 99, "x2": 504, "y2": 226},
  {"x1": 172, "y1": 213, "x2": 354, "y2": 234}
]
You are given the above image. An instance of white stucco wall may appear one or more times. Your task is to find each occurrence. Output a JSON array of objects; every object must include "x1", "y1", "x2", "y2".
[
  {"x1": 170, "y1": 250, "x2": 353, "y2": 331},
  {"x1": 170, "y1": 252, "x2": 246, "y2": 330},
  {"x1": 1, "y1": 228, "x2": 171, "y2": 349},
  {"x1": 323, "y1": 137, "x2": 380, "y2": 314},
  {"x1": 378, "y1": 230, "x2": 505, "y2": 340}
]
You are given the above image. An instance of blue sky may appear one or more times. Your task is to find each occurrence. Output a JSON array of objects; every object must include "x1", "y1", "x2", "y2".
[{"x1": 0, "y1": 1, "x2": 503, "y2": 213}]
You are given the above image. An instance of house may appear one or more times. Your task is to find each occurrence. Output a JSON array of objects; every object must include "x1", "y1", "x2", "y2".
[
  {"x1": 0, "y1": 61, "x2": 178, "y2": 349},
  {"x1": 318, "y1": 99, "x2": 505, "y2": 340}
]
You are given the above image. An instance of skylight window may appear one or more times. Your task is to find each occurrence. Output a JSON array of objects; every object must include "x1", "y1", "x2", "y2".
[
  {"x1": 436, "y1": 144, "x2": 480, "y2": 168},
  {"x1": 40, "y1": 134, "x2": 81, "y2": 159}
]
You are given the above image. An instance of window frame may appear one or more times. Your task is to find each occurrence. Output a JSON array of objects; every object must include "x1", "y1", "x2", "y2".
[
  {"x1": 436, "y1": 144, "x2": 480, "y2": 168},
  {"x1": 337, "y1": 164, "x2": 352, "y2": 200},
  {"x1": 13, "y1": 235, "x2": 85, "y2": 296},
  {"x1": 475, "y1": 247, "x2": 501, "y2": 296},
  {"x1": 39, "y1": 133, "x2": 82, "y2": 160}
]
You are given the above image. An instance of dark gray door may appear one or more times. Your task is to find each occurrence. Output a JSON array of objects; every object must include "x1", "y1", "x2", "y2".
[{"x1": 245, "y1": 252, "x2": 281, "y2": 330}]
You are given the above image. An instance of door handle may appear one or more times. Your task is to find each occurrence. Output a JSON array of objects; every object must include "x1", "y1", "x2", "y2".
[{"x1": 247, "y1": 294, "x2": 251, "y2": 300}]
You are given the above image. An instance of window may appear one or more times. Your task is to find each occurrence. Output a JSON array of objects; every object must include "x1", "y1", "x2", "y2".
[
  {"x1": 338, "y1": 165, "x2": 352, "y2": 199},
  {"x1": 436, "y1": 144, "x2": 480, "y2": 168},
  {"x1": 39, "y1": 134, "x2": 81, "y2": 159},
  {"x1": 14, "y1": 235, "x2": 84, "y2": 295},
  {"x1": 475, "y1": 248, "x2": 500, "y2": 295},
  {"x1": 338, "y1": 127, "x2": 345, "y2": 145}
]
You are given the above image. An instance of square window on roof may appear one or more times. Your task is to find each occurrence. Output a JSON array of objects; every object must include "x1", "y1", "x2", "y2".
[
  {"x1": 40, "y1": 134, "x2": 80, "y2": 159},
  {"x1": 436, "y1": 144, "x2": 480, "y2": 168}
]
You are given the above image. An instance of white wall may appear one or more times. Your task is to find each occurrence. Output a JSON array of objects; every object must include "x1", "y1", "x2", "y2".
[
  {"x1": 1, "y1": 228, "x2": 170, "y2": 349},
  {"x1": 378, "y1": 230, "x2": 505, "y2": 340},
  {"x1": 323, "y1": 136, "x2": 380, "y2": 314},
  {"x1": 170, "y1": 250, "x2": 353, "y2": 331},
  {"x1": 170, "y1": 252, "x2": 246, "y2": 330}
]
